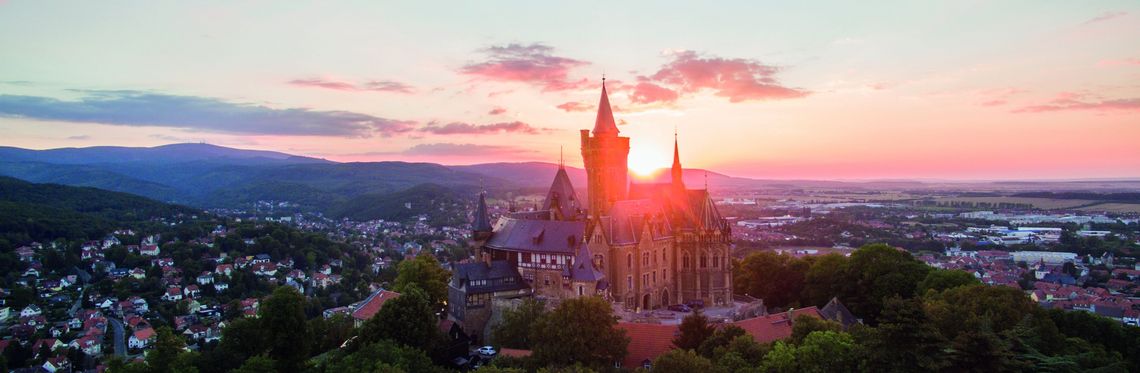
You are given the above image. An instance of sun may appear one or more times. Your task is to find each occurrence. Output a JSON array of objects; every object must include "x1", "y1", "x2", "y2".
[{"x1": 627, "y1": 149, "x2": 668, "y2": 178}]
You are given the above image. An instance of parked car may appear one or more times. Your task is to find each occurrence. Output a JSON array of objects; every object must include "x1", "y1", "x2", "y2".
[
  {"x1": 667, "y1": 304, "x2": 692, "y2": 312},
  {"x1": 477, "y1": 345, "x2": 497, "y2": 356},
  {"x1": 685, "y1": 299, "x2": 705, "y2": 309}
]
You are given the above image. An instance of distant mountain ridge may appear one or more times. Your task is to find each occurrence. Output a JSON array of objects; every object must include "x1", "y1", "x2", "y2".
[
  {"x1": 3, "y1": 143, "x2": 1139, "y2": 219},
  {"x1": 0, "y1": 143, "x2": 329, "y2": 165}
]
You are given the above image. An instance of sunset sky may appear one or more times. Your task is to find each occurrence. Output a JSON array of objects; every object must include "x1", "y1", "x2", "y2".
[{"x1": 2, "y1": 1, "x2": 1139, "y2": 180}]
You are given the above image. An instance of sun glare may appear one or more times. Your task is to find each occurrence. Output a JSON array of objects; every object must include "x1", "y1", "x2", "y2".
[{"x1": 627, "y1": 150, "x2": 668, "y2": 178}]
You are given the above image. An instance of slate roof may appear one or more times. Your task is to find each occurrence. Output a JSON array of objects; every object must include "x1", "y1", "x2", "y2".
[
  {"x1": 473, "y1": 192, "x2": 492, "y2": 232},
  {"x1": 593, "y1": 82, "x2": 619, "y2": 135},
  {"x1": 569, "y1": 242, "x2": 605, "y2": 283},
  {"x1": 452, "y1": 260, "x2": 529, "y2": 294},
  {"x1": 542, "y1": 166, "x2": 583, "y2": 221},
  {"x1": 626, "y1": 184, "x2": 728, "y2": 233},
  {"x1": 595, "y1": 199, "x2": 672, "y2": 245},
  {"x1": 820, "y1": 297, "x2": 860, "y2": 328},
  {"x1": 487, "y1": 218, "x2": 585, "y2": 254}
]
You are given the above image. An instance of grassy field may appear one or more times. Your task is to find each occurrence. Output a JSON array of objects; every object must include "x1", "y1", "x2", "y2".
[
  {"x1": 1077, "y1": 203, "x2": 1140, "y2": 214},
  {"x1": 930, "y1": 196, "x2": 1097, "y2": 210}
]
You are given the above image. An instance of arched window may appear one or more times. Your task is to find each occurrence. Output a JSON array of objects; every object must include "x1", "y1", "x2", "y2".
[
  {"x1": 627, "y1": 253, "x2": 632, "y2": 269},
  {"x1": 713, "y1": 255, "x2": 720, "y2": 268},
  {"x1": 683, "y1": 254, "x2": 690, "y2": 269}
]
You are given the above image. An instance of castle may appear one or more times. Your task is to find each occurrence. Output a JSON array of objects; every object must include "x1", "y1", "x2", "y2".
[{"x1": 449, "y1": 81, "x2": 732, "y2": 337}]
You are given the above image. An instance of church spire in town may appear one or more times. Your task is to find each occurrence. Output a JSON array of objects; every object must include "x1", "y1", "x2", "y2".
[{"x1": 672, "y1": 127, "x2": 684, "y2": 190}]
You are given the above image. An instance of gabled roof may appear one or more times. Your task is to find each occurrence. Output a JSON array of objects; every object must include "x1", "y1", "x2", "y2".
[
  {"x1": 593, "y1": 82, "x2": 619, "y2": 135},
  {"x1": 569, "y1": 242, "x2": 605, "y2": 282},
  {"x1": 820, "y1": 297, "x2": 860, "y2": 328},
  {"x1": 487, "y1": 218, "x2": 585, "y2": 254},
  {"x1": 542, "y1": 167, "x2": 583, "y2": 221}
]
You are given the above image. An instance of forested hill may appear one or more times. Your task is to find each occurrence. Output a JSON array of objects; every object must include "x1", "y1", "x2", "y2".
[{"x1": 0, "y1": 176, "x2": 198, "y2": 246}]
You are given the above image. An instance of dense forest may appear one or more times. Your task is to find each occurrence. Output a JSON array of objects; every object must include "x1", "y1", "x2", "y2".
[{"x1": 0, "y1": 176, "x2": 198, "y2": 248}]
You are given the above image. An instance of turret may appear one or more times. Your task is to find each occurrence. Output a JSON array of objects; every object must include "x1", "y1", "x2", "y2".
[{"x1": 472, "y1": 191, "x2": 492, "y2": 242}]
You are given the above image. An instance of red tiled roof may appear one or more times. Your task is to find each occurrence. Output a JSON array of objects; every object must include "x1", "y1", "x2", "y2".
[
  {"x1": 734, "y1": 307, "x2": 822, "y2": 344},
  {"x1": 615, "y1": 322, "x2": 678, "y2": 368},
  {"x1": 133, "y1": 327, "x2": 155, "y2": 341},
  {"x1": 351, "y1": 290, "x2": 401, "y2": 321}
]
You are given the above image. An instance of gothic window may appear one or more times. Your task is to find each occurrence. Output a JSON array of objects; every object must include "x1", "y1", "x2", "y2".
[
  {"x1": 594, "y1": 254, "x2": 604, "y2": 269},
  {"x1": 700, "y1": 255, "x2": 708, "y2": 268},
  {"x1": 578, "y1": 285, "x2": 584, "y2": 296},
  {"x1": 627, "y1": 276, "x2": 632, "y2": 290},
  {"x1": 643, "y1": 252, "x2": 649, "y2": 266},
  {"x1": 683, "y1": 254, "x2": 690, "y2": 269},
  {"x1": 713, "y1": 255, "x2": 720, "y2": 268},
  {"x1": 627, "y1": 253, "x2": 632, "y2": 269},
  {"x1": 653, "y1": 271, "x2": 657, "y2": 285}
]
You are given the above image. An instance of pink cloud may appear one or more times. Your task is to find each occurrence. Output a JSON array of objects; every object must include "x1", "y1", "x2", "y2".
[
  {"x1": 627, "y1": 82, "x2": 679, "y2": 104},
  {"x1": 1082, "y1": 11, "x2": 1127, "y2": 25},
  {"x1": 288, "y1": 78, "x2": 415, "y2": 93},
  {"x1": 1097, "y1": 58, "x2": 1140, "y2": 67},
  {"x1": 555, "y1": 101, "x2": 594, "y2": 112},
  {"x1": 1013, "y1": 92, "x2": 1140, "y2": 113},
  {"x1": 420, "y1": 120, "x2": 549, "y2": 135},
  {"x1": 976, "y1": 87, "x2": 1025, "y2": 107},
  {"x1": 460, "y1": 43, "x2": 590, "y2": 91},
  {"x1": 639, "y1": 51, "x2": 808, "y2": 103},
  {"x1": 488, "y1": 107, "x2": 507, "y2": 115},
  {"x1": 401, "y1": 143, "x2": 537, "y2": 157}
]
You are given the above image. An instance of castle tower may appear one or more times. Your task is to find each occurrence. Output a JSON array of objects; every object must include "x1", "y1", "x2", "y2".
[{"x1": 580, "y1": 80, "x2": 630, "y2": 217}]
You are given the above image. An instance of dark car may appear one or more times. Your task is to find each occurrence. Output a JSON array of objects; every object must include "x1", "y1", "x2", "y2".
[
  {"x1": 684, "y1": 299, "x2": 705, "y2": 309},
  {"x1": 667, "y1": 304, "x2": 692, "y2": 312}
]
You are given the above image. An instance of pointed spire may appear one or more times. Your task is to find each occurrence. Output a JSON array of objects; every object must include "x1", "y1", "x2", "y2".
[
  {"x1": 592, "y1": 78, "x2": 619, "y2": 136},
  {"x1": 473, "y1": 191, "x2": 491, "y2": 233},
  {"x1": 672, "y1": 127, "x2": 684, "y2": 190}
]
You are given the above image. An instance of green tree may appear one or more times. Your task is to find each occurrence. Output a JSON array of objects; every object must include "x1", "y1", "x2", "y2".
[
  {"x1": 359, "y1": 285, "x2": 440, "y2": 351},
  {"x1": 789, "y1": 315, "x2": 842, "y2": 345},
  {"x1": 857, "y1": 296, "x2": 947, "y2": 372},
  {"x1": 673, "y1": 310, "x2": 715, "y2": 350},
  {"x1": 651, "y1": 349, "x2": 713, "y2": 373},
  {"x1": 492, "y1": 298, "x2": 548, "y2": 349},
  {"x1": 259, "y1": 286, "x2": 311, "y2": 372},
  {"x1": 531, "y1": 296, "x2": 629, "y2": 369},
  {"x1": 801, "y1": 254, "x2": 848, "y2": 307},
  {"x1": 697, "y1": 324, "x2": 747, "y2": 358},
  {"x1": 231, "y1": 356, "x2": 277, "y2": 373},
  {"x1": 393, "y1": 254, "x2": 451, "y2": 306},
  {"x1": 917, "y1": 269, "x2": 980, "y2": 294},
  {"x1": 147, "y1": 326, "x2": 198, "y2": 373},
  {"x1": 735, "y1": 251, "x2": 810, "y2": 308},
  {"x1": 324, "y1": 339, "x2": 446, "y2": 373},
  {"x1": 794, "y1": 331, "x2": 858, "y2": 373},
  {"x1": 760, "y1": 341, "x2": 797, "y2": 373},
  {"x1": 839, "y1": 243, "x2": 931, "y2": 324}
]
